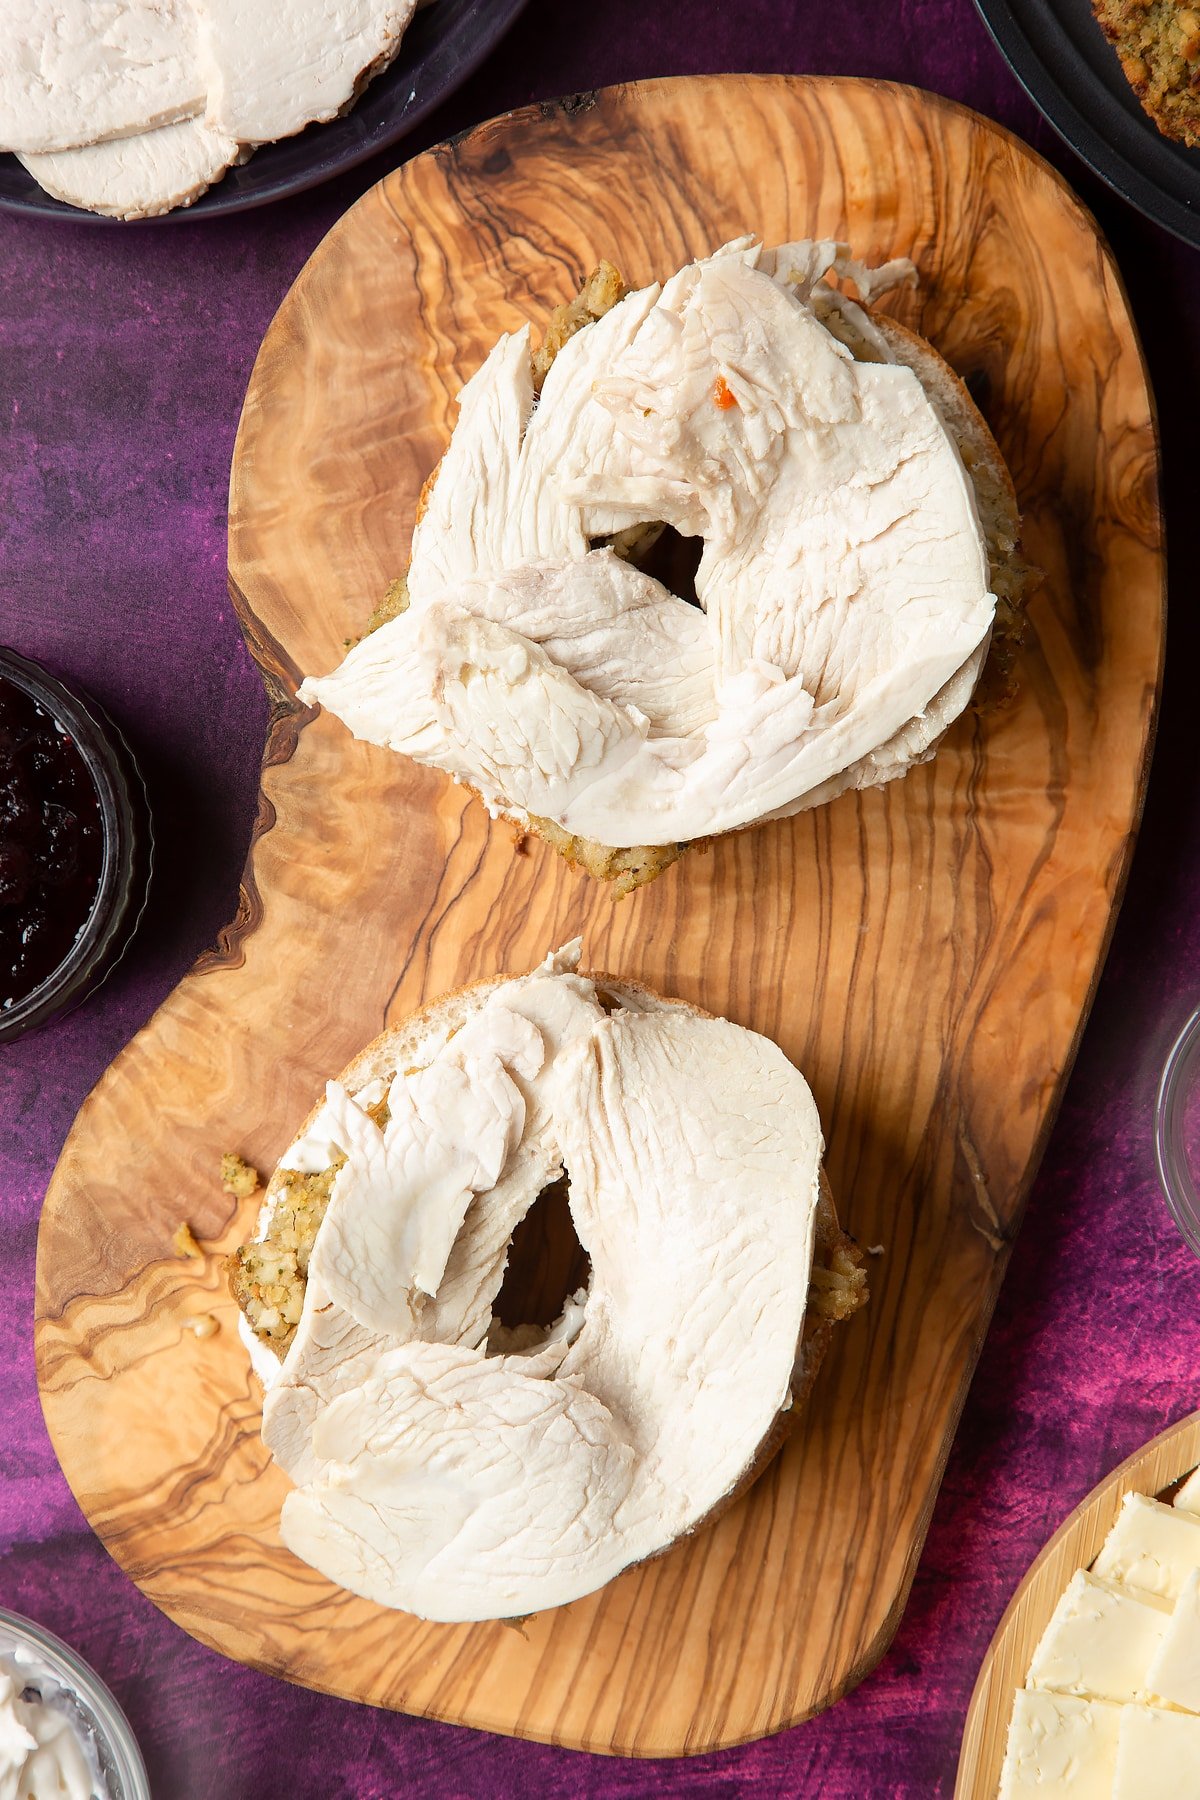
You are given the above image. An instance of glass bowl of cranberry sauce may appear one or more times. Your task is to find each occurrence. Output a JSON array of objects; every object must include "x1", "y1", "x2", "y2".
[{"x1": 0, "y1": 650, "x2": 151, "y2": 1042}]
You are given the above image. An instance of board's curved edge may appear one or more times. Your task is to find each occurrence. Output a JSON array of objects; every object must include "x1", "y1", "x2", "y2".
[
  {"x1": 191, "y1": 577, "x2": 314, "y2": 978},
  {"x1": 35, "y1": 72, "x2": 1170, "y2": 1758},
  {"x1": 955, "y1": 1411, "x2": 1200, "y2": 1798},
  {"x1": 533, "y1": 89, "x2": 601, "y2": 125},
  {"x1": 406, "y1": 68, "x2": 1135, "y2": 296}
]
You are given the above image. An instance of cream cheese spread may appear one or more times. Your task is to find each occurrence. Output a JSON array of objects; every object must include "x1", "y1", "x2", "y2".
[
  {"x1": 252, "y1": 945, "x2": 827, "y2": 1620},
  {"x1": 300, "y1": 239, "x2": 997, "y2": 850},
  {"x1": 0, "y1": 1651, "x2": 106, "y2": 1800}
]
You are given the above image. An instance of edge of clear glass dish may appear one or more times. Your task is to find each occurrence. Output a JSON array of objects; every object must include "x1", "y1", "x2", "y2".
[
  {"x1": 1154, "y1": 1005, "x2": 1200, "y2": 1260},
  {"x1": 0, "y1": 1608, "x2": 150, "y2": 1800}
]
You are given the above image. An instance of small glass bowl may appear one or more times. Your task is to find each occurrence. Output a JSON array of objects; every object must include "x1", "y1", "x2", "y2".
[
  {"x1": 0, "y1": 649, "x2": 152, "y2": 1042},
  {"x1": 1155, "y1": 1005, "x2": 1200, "y2": 1259},
  {"x1": 0, "y1": 1608, "x2": 150, "y2": 1800}
]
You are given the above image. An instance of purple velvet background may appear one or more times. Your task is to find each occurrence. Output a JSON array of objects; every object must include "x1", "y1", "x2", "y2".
[{"x1": 2, "y1": 3, "x2": 1199, "y2": 1795}]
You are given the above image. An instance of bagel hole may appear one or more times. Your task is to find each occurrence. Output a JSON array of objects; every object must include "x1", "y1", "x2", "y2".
[
  {"x1": 594, "y1": 523, "x2": 705, "y2": 608},
  {"x1": 491, "y1": 1174, "x2": 590, "y2": 1335}
]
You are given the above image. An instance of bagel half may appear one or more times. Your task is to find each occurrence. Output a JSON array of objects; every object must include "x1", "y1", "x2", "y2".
[
  {"x1": 302, "y1": 239, "x2": 1033, "y2": 894},
  {"x1": 228, "y1": 945, "x2": 866, "y2": 1621}
]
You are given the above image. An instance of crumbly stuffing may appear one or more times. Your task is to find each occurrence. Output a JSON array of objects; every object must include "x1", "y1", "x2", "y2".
[
  {"x1": 221, "y1": 1152, "x2": 260, "y2": 1199},
  {"x1": 227, "y1": 1161, "x2": 342, "y2": 1350},
  {"x1": 363, "y1": 573, "x2": 411, "y2": 638},
  {"x1": 172, "y1": 1220, "x2": 203, "y2": 1260},
  {"x1": 183, "y1": 1313, "x2": 220, "y2": 1339},
  {"x1": 808, "y1": 1242, "x2": 869, "y2": 1322},
  {"x1": 527, "y1": 814, "x2": 688, "y2": 898},
  {"x1": 531, "y1": 260, "x2": 627, "y2": 392},
  {"x1": 1091, "y1": 0, "x2": 1200, "y2": 147},
  {"x1": 227, "y1": 1094, "x2": 391, "y2": 1353}
]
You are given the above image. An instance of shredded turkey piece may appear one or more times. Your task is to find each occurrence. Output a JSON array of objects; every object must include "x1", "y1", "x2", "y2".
[{"x1": 336, "y1": 246, "x2": 1021, "y2": 892}]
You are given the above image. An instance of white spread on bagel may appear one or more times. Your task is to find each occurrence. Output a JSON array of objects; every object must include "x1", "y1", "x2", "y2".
[
  {"x1": 255, "y1": 945, "x2": 825, "y2": 1621},
  {"x1": 300, "y1": 238, "x2": 998, "y2": 849}
]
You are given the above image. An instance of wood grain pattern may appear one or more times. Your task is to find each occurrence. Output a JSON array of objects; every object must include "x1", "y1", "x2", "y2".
[
  {"x1": 34, "y1": 75, "x2": 1163, "y2": 1756},
  {"x1": 956, "y1": 1413, "x2": 1200, "y2": 1799}
]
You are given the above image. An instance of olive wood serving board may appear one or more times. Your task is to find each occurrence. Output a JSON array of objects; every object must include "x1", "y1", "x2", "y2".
[
  {"x1": 35, "y1": 75, "x2": 1162, "y2": 1756},
  {"x1": 955, "y1": 1412, "x2": 1200, "y2": 1798}
]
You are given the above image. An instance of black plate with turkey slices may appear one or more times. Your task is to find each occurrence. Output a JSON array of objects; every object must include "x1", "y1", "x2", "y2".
[{"x1": 0, "y1": 0, "x2": 528, "y2": 224}]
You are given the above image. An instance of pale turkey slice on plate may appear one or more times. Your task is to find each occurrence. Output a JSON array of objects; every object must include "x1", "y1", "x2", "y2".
[
  {"x1": 195, "y1": 0, "x2": 418, "y2": 144},
  {"x1": 19, "y1": 118, "x2": 242, "y2": 220},
  {"x1": 0, "y1": 0, "x2": 206, "y2": 154}
]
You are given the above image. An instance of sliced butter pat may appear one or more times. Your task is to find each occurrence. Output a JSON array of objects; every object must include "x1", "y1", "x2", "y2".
[
  {"x1": 1174, "y1": 1466, "x2": 1200, "y2": 1517},
  {"x1": 999, "y1": 1690, "x2": 1120, "y2": 1798},
  {"x1": 1113, "y1": 1703, "x2": 1200, "y2": 1797},
  {"x1": 1093, "y1": 1492, "x2": 1200, "y2": 1601},
  {"x1": 1145, "y1": 1566, "x2": 1200, "y2": 1714},
  {"x1": 1028, "y1": 1567, "x2": 1172, "y2": 1705}
]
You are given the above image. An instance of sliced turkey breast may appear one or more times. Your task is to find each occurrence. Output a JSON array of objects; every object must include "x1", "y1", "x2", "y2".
[
  {"x1": 19, "y1": 116, "x2": 240, "y2": 219},
  {"x1": 195, "y1": 0, "x2": 417, "y2": 144},
  {"x1": 0, "y1": 1, "x2": 205, "y2": 154}
]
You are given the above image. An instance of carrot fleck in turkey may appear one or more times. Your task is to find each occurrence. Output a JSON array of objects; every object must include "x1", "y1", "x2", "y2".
[{"x1": 712, "y1": 375, "x2": 738, "y2": 410}]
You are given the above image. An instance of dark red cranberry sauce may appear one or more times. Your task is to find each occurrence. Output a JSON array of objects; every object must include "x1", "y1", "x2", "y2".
[{"x1": 0, "y1": 675, "x2": 104, "y2": 1012}]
